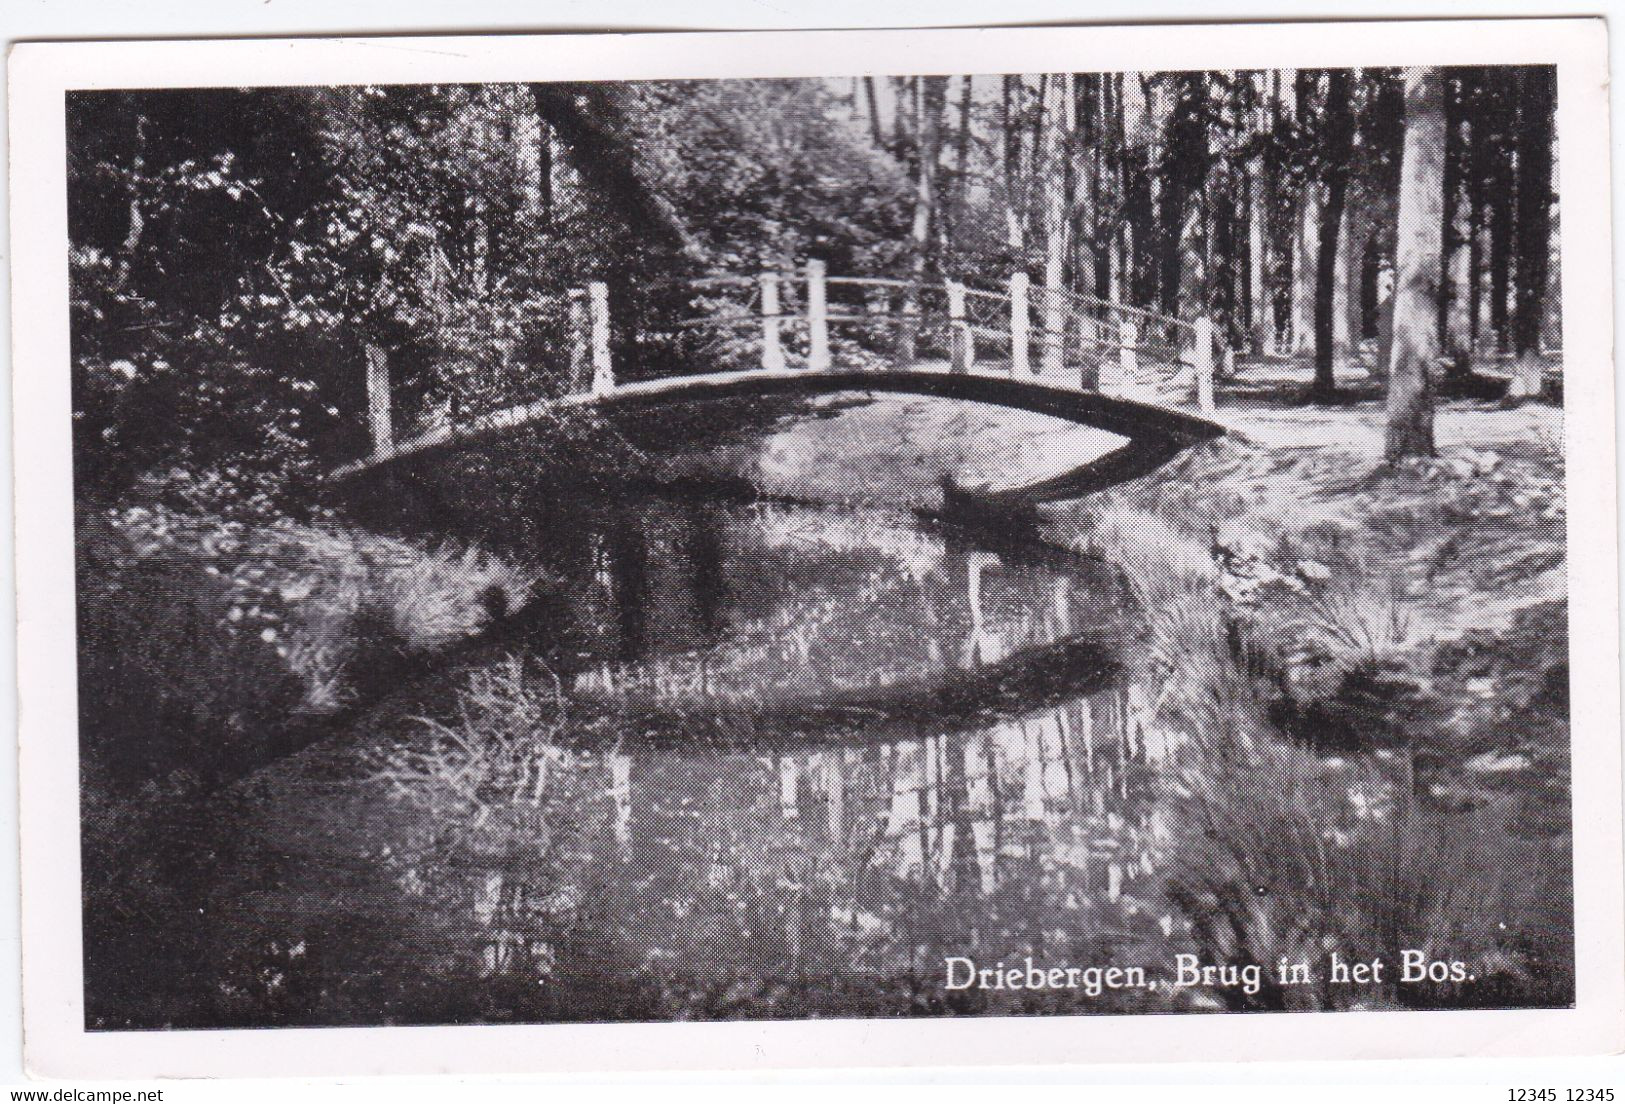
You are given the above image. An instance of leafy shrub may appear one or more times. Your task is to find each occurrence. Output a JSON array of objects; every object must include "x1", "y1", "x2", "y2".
[{"x1": 76, "y1": 502, "x2": 541, "y2": 791}]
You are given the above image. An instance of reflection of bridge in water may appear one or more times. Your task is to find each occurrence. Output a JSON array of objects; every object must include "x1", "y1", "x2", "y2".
[
  {"x1": 461, "y1": 680, "x2": 1177, "y2": 988},
  {"x1": 329, "y1": 265, "x2": 1225, "y2": 505},
  {"x1": 202, "y1": 488, "x2": 1192, "y2": 1019},
  {"x1": 438, "y1": 498, "x2": 1183, "y2": 989},
  {"x1": 561, "y1": 497, "x2": 1120, "y2": 709}
]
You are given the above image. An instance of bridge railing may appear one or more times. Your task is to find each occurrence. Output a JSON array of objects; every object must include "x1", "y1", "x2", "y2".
[{"x1": 359, "y1": 264, "x2": 1218, "y2": 462}]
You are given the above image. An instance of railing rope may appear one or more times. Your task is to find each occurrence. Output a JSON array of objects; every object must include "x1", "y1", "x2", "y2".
[
  {"x1": 760, "y1": 271, "x2": 787, "y2": 372},
  {"x1": 589, "y1": 280, "x2": 613, "y2": 396},
  {"x1": 806, "y1": 259, "x2": 830, "y2": 372}
]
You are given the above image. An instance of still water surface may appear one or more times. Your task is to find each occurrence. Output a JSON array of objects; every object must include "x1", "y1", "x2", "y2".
[{"x1": 190, "y1": 494, "x2": 1187, "y2": 1024}]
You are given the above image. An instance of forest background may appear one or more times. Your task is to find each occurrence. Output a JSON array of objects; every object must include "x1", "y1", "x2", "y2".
[{"x1": 69, "y1": 68, "x2": 1559, "y2": 514}]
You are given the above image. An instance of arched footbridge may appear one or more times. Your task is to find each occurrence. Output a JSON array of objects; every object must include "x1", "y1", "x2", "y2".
[{"x1": 329, "y1": 264, "x2": 1226, "y2": 504}]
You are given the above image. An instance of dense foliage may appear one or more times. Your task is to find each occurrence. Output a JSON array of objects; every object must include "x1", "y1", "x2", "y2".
[
  {"x1": 67, "y1": 79, "x2": 912, "y2": 509},
  {"x1": 68, "y1": 68, "x2": 1558, "y2": 507}
]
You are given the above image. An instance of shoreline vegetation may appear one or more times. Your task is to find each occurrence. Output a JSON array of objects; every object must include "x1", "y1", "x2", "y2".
[
  {"x1": 1050, "y1": 389, "x2": 1569, "y2": 1011},
  {"x1": 78, "y1": 379, "x2": 1571, "y2": 1023}
]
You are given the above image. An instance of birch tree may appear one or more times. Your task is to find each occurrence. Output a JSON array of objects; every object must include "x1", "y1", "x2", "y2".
[{"x1": 1384, "y1": 68, "x2": 1446, "y2": 462}]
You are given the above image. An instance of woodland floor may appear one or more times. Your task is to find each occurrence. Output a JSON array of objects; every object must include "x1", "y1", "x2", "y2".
[{"x1": 747, "y1": 354, "x2": 1568, "y2": 817}]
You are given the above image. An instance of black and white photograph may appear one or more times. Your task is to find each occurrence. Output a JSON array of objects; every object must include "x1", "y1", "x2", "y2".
[{"x1": 10, "y1": 19, "x2": 1622, "y2": 1077}]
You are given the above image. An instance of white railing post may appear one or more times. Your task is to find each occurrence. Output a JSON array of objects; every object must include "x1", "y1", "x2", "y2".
[
  {"x1": 1009, "y1": 272, "x2": 1030, "y2": 375},
  {"x1": 589, "y1": 280, "x2": 613, "y2": 396},
  {"x1": 760, "y1": 272, "x2": 787, "y2": 372},
  {"x1": 1194, "y1": 315, "x2": 1216, "y2": 414},
  {"x1": 806, "y1": 259, "x2": 830, "y2": 371},
  {"x1": 946, "y1": 280, "x2": 974, "y2": 374},
  {"x1": 365, "y1": 343, "x2": 393, "y2": 457},
  {"x1": 567, "y1": 287, "x2": 589, "y2": 393},
  {"x1": 1041, "y1": 285, "x2": 1066, "y2": 378},
  {"x1": 1105, "y1": 320, "x2": 1137, "y2": 398}
]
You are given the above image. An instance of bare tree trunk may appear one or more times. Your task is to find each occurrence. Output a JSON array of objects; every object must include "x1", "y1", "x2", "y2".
[
  {"x1": 1002, "y1": 76, "x2": 1025, "y2": 255},
  {"x1": 898, "y1": 76, "x2": 947, "y2": 367},
  {"x1": 1072, "y1": 75, "x2": 1097, "y2": 299},
  {"x1": 1292, "y1": 186, "x2": 1320, "y2": 352},
  {"x1": 889, "y1": 76, "x2": 915, "y2": 161},
  {"x1": 1247, "y1": 153, "x2": 1269, "y2": 355},
  {"x1": 1041, "y1": 74, "x2": 1072, "y2": 376},
  {"x1": 1385, "y1": 68, "x2": 1446, "y2": 463},
  {"x1": 1509, "y1": 66, "x2": 1556, "y2": 401},
  {"x1": 1468, "y1": 200, "x2": 1484, "y2": 352},
  {"x1": 1289, "y1": 71, "x2": 1317, "y2": 353},
  {"x1": 110, "y1": 114, "x2": 150, "y2": 295},
  {"x1": 1157, "y1": 74, "x2": 1208, "y2": 318},
  {"x1": 940, "y1": 75, "x2": 974, "y2": 262},
  {"x1": 955, "y1": 75, "x2": 974, "y2": 204},
  {"x1": 1444, "y1": 173, "x2": 1474, "y2": 371},
  {"x1": 1488, "y1": 133, "x2": 1514, "y2": 352},
  {"x1": 1312, "y1": 68, "x2": 1354, "y2": 401},
  {"x1": 1030, "y1": 74, "x2": 1046, "y2": 188},
  {"x1": 1332, "y1": 206, "x2": 1354, "y2": 351},
  {"x1": 522, "y1": 87, "x2": 559, "y2": 230},
  {"x1": 862, "y1": 76, "x2": 886, "y2": 148},
  {"x1": 1341, "y1": 199, "x2": 1371, "y2": 358},
  {"x1": 1439, "y1": 79, "x2": 1473, "y2": 373}
]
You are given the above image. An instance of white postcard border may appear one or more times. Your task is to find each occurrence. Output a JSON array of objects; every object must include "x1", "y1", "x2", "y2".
[{"x1": 10, "y1": 18, "x2": 1621, "y2": 1078}]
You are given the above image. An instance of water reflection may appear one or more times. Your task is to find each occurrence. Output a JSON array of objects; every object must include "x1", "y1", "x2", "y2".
[
  {"x1": 203, "y1": 495, "x2": 1184, "y2": 1023},
  {"x1": 561, "y1": 499, "x2": 1123, "y2": 718}
]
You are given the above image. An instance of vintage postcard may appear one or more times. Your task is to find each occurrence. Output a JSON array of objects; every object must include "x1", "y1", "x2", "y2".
[{"x1": 10, "y1": 19, "x2": 1622, "y2": 1077}]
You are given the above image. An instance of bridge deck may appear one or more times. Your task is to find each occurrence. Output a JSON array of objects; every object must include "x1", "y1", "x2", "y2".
[{"x1": 328, "y1": 363, "x2": 1224, "y2": 493}]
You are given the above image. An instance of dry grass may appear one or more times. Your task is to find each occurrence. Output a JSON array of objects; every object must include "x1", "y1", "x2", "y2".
[
  {"x1": 1164, "y1": 730, "x2": 1572, "y2": 1009},
  {"x1": 1051, "y1": 408, "x2": 1572, "y2": 1009},
  {"x1": 367, "y1": 654, "x2": 568, "y2": 826}
]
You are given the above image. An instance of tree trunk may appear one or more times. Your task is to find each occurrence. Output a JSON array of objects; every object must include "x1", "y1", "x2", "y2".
[
  {"x1": 1488, "y1": 135, "x2": 1514, "y2": 352},
  {"x1": 897, "y1": 76, "x2": 947, "y2": 367},
  {"x1": 1125, "y1": 77, "x2": 1158, "y2": 306},
  {"x1": 947, "y1": 75, "x2": 974, "y2": 258},
  {"x1": 1444, "y1": 168, "x2": 1474, "y2": 371},
  {"x1": 862, "y1": 76, "x2": 886, "y2": 148},
  {"x1": 1311, "y1": 68, "x2": 1354, "y2": 401},
  {"x1": 1332, "y1": 206, "x2": 1354, "y2": 351},
  {"x1": 1041, "y1": 74, "x2": 1072, "y2": 377},
  {"x1": 1292, "y1": 185, "x2": 1319, "y2": 352},
  {"x1": 891, "y1": 77, "x2": 913, "y2": 156},
  {"x1": 1385, "y1": 68, "x2": 1446, "y2": 463},
  {"x1": 1157, "y1": 75, "x2": 1208, "y2": 318},
  {"x1": 1247, "y1": 153, "x2": 1270, "y2": 354},
  {"x1": 955, "y1": 74, "x2": 974, "y2": 208},
  {"x1": 1509, "y1": 66, "x2": 1556, "y2": 401},
  {"x1": 1468, "y1": 200, "x2": 1484, "y2": 351},
  {"x1": 1072, "y1": 74, "x2": 1098, "y2": 299},
  {"x1": 1289, "y1": 71, "x2": 1317, "y2": 353},
  {"x1": 110, "y1": 114, "x2": 150, "y2": 295},
  {"x1": 1449, "y1": 80, "x2": 1475, "y2": 370},
  {"x1": 1002, "y1": 76, "x2": 1025, "y2": 255}
]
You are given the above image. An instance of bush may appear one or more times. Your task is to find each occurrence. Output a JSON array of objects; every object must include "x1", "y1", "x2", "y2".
[{"x1": 76, "y1": 502, "x2": 542, "y2": 792}]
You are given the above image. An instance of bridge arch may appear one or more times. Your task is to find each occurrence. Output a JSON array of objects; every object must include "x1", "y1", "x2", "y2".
[{"x1": 329, "y1": 267, "x2": 1226, "y2": 504}]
